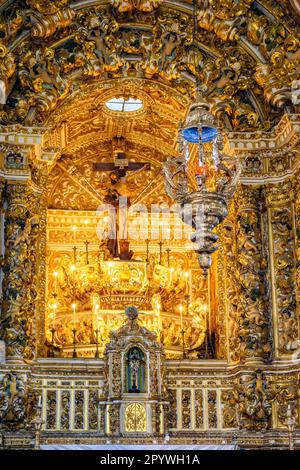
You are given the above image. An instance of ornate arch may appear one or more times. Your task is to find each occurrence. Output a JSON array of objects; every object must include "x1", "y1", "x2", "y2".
[{"x1": 0, "y1": 0, "x2": 298, "y2": 133}]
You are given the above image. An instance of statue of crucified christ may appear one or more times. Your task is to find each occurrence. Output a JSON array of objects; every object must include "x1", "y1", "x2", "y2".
[{"x1": 93, "y1": 138, "x2": 151, "y2": 260}]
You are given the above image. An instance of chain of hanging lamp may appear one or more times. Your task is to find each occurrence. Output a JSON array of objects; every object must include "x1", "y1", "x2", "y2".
[{"x1": 163, "y1": 0, "x2": 241, "y2": 275}]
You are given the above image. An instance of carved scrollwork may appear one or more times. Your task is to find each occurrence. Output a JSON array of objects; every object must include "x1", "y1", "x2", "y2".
[
  {"x1": 232, "y1": 370, "x2": 273, "y2": 431},
  {"x1": 0, "y1": 1, "x2": 296, "y2": 129}
]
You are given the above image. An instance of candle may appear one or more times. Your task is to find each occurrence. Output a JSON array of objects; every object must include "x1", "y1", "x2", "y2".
[
  {"x1": 157, "y1": 305, "x2": 162, "y2": 331},
  {"x1": 52, "y1": 303, "x2": 57, "y2": 329},
  {"x1": 72, "y1": 302, "x2": 76, "y2": 326},
  {"x1": 72, "y1": 246, "x2": 77, "y2": 264},
  {"x1": 53, "y1": 271, "x2": 58, "y2": 294},
  {"x1": 157, "y1": 305, "x2": 161, "y2": 341},
  {"x1": 145, "y1": 239, "x2": 149, "y2": 263},
  {"x1": 70, "y1": 264, "x2": 76, "y2": 273},
  {"x1": 159, "y1": 220, "x2": 163, "y2": 242},
  {"x1": 179, "y1": 305, "x2": 183, "y2": 330},
  {"x1": 184, "y1": 270, "x2": 190, "y2": 295},
  {"x1": 85, "y1": 240, "x2": 90, "y2": 265},
  {"x1": 38, "y1": 395, "x2": 42, "y2": 407},
  {"x1": 158, "y1": 241, "x2": 163, "y2": 265},
  {"x1": 196, "y1": 165, "x2": 207, "y2": 176},
  {"x1": 166, "y1": 248, "x2": 171, "y2": 268}
]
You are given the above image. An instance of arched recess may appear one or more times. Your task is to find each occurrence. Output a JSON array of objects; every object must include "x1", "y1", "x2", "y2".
[{"x1": 125, "y1": 346, "x2": 146, "y2": 393}]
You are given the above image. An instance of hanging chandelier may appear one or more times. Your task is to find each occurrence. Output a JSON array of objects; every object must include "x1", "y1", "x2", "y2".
[{"x1": 163, "y1": 85, "x2": 241, "y2": 275}]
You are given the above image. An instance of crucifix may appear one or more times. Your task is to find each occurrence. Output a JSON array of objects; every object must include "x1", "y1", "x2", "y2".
[
  {"x1": 92, "y1": 137, "x2": 151, "y2": 179},
  {"x1": 92, "y1": 138, "x2": 151, "y2": 260}
]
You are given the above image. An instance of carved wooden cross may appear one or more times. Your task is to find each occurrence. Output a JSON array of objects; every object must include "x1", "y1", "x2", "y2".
[{"x1": 92, "y1": 138, "x2": 151, "y2": 179}]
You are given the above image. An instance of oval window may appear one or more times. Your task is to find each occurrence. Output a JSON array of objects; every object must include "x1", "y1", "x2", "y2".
[{"x1": 106, "y1": 97, "x2": 143, "y2": 112}]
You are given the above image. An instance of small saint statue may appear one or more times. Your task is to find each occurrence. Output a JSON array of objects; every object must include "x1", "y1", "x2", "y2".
[{"x1": 126, "y1": 343, "x2": 145, "y2": 393}]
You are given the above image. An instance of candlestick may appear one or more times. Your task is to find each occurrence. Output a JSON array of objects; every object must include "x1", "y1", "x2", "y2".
[
  {"x1": 72, "y1": 246, "x2": 77, "y2": 264},
  {"x1": 53, "y1": 271, "x2": 58, "y2": 296},
  {"x1": 85, "y1": 240, "x2": 90, "y2": 265},
  {"x1": 181, "y1": 329, "x2": 186, "y2": 359},
  {"x1": 179, "y1": 305, "x2": 183, "y2": 330},
  {"x1": 287, "y1": 403, "x2": 296, "y2": 450},
  {"x1": 159, "y1": 220, "x2": 163, "y2": 242},
  {"x1": 94, "y1": 328, "x2": 100, "y2": 358},
  {"x1": 72, "y1": 302, "x2": 76, "y2": 326},
  {"x1": 179, "y1": 303, "x2": 186, "y2": 357},
  {"x1": 158, "y1": 241, "x2": 163, "y2": 265},
  {"x1": 185, "y1": 294, "x2": 190, "y2": 316},
  {"x1": 72, "y1": 328, "x2": 77, "y2": 358},
  {"x1": 145, "y1": 239, "x2": 150, "y2": 263},
  {"x1": 157, "y1": 306, "x2": 162, "y2": 342},
  {"x1": 49, "y1": 327, "x2": 56, "y2": 358},
  {"x1": 184, "y1": 270, "x2": 190, "y2": 295},
  {"x1": 166, "y1": 248, "x2": 171, "y2": 268},
  {"x1": 33, "y1": 402, "x2": 44, "y2": 450}
]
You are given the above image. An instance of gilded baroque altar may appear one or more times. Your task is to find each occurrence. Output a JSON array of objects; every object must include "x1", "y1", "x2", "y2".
[{"x1": 0, "y1": 0, "x2": 299, "y2": 449}]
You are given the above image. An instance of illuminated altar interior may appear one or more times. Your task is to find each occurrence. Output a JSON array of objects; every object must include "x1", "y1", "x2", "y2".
[
  {"x1": 43, "y1": 75, "x2": 227, "y2": 359},
  {"x1": 0, "y1": 0, "x2": 299, "y2": 449},
  {"x1": 46, "y1": 185, "x2": 212, "y2": 359}
]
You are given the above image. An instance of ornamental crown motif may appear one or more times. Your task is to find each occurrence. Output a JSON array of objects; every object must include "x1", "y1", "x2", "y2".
[{"x1": 105, "y1": 307, "x2": 160, "y2": 352}]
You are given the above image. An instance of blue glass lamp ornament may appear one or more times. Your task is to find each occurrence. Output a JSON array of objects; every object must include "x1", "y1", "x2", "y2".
[
  {"x1": 182, "y1": 98, "x2": 218, "y2": 145},
  {"x1": 163, "y1": 84, "x2": 241, "y2": 275}
]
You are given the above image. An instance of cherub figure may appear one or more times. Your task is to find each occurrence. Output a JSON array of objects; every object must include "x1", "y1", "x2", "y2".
[
  {"x1": 112, "y1": 0, "x2": 162, "y2": 12},
  {"x1": 14, "y1": 215, "x2": 39, "y2": 247},
  {"x1": 160, "y1": 30, "x2": 182, "y2": 70},
  {"x1": 87, "y1": 27, "x2": 108, "y2": 65}
]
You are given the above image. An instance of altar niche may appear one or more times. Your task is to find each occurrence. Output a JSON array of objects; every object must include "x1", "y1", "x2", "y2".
[
  {"x1": 126, "y1": 346, "x2": 146, "y2": 393},
  {"x1": 103, "y1": 306, "x2": 167, "y2": 437}
]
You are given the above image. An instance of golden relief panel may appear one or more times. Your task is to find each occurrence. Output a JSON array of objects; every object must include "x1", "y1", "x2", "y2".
[{"x1": 125, "y1": 403, "x2": 147, "y2": 433}]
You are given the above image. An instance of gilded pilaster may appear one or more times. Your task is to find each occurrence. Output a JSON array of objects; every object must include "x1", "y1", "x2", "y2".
[
  {"x1": 1, "y1": 181, "x2": 40, "y2": 361},
  {"x1": 218, "y1": 199, "x2": 236, "y2": 362},
  {"x1": 266, "y1": 180, "x2": 298, "y2": 358},
  {"x1": 224, "y1": 185, "x2": 272, "y2": 364},
  {"x1": 31, "y1": 168, "x2": 48, "y2": 358},
  {"x1": 108, "y1": 403, "x2": 120, "y2": 436},
  {"x1": 0, "y1": 179, "x2": 5, "y2": 303},
  {"x1": 293, "y1": 172, "x2": 300, "y2": 347}
]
